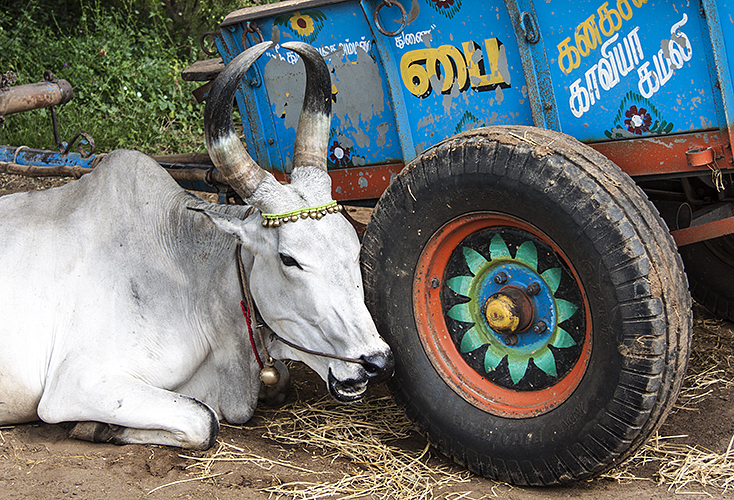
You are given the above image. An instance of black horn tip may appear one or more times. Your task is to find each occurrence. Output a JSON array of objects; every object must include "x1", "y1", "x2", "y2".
[{"x1": 204, "y1": 41, "x2": 275, "y2": 147}]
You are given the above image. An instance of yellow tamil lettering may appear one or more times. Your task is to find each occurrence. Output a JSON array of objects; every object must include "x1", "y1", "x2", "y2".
[{"x1": 400, "y1": 48, "x2": 432, "y2": 97}]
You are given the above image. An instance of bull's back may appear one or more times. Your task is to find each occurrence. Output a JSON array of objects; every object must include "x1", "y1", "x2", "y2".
[{"x1": 0, "y1": 150, "x2": 184, "y2": 424}]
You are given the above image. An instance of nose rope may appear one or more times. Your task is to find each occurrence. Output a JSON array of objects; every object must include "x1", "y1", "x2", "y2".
[{"x1": 235, "y1": 243, "x2": 366, "y2": 369}]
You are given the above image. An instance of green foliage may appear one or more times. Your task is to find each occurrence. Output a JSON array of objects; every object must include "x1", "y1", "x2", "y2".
[{"x1": 0, "y1": 0, "x2": 267, "y2": 155}]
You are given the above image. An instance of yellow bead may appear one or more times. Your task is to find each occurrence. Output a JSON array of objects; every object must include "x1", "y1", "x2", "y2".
[{"x1": 291, "y1": 215, "x2": 299, "y2": 222}]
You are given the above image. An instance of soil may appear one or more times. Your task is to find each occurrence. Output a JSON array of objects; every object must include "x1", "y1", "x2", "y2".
[{"x1": 1, "y1": 173, "x2": 733, "y2": 499}]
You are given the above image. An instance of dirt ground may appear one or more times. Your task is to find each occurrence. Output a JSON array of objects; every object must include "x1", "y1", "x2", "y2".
[{"x1": 1, "y1": 173, "x2": 734, "y2": 499}]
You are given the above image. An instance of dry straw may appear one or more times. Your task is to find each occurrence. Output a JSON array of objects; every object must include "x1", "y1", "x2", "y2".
[{"x1": 180, "y1": 395, "x2": 470, "y2": 499}]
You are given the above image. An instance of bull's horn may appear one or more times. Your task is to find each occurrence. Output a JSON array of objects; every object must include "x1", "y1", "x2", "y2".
[
  {"x1": 281, "y1": 42, "x2": 332, "y2": 173},
  {"x1": 204, "y1": 41, "x2": 274, "y2": 199}
]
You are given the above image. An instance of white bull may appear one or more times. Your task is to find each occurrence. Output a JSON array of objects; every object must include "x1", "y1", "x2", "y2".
[{"x1": 0, "y1": 42, "x2": 393, "y2": 449}]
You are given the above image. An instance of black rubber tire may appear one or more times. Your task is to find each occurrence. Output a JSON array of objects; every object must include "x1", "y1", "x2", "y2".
[
  {"x1": 361, "y1": 125, "x2": 692, "y2": 485},
  {"x1": 679, "y1": 237, "x2": 734, "y2": 322}
]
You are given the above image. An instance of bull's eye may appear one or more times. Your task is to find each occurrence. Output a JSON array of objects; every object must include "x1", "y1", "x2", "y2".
[{"x1": 279, "y1": 253, "x2": 303, "y2": 270}]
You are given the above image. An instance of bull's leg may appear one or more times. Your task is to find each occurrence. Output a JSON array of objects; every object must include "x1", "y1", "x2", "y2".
[{"x1": 37, "y1": 380, "x2": 219, "y2": 450}]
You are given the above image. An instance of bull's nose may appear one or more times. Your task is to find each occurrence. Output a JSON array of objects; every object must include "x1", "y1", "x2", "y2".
[{"x1": 360, "y1": 350, "x2": 394, "y2": 384}]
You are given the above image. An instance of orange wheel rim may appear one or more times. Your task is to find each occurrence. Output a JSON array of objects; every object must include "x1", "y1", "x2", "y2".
[{"x1": 413, "y1": 212, "x2": 592, "y2": 418}]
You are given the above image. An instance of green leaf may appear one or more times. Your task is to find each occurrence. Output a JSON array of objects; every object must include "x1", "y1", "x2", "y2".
[
  {"x1": 489, "y1": 234, "x2": 510, "y2": 260},
  {"x1": 533, "y1": 349, "x2": 558, "y2": 377},
  {"x1": 460, "y1": 326, "x2": 490, "y2": 353},
  {"x1": 541, "y1": 268, "x2": 562, "y2": 294},
  {"x1": 508, "y1": 356, "x2": 529, "y2": 384},
  {"x1": 515, "y1": 241, "x2": 538, "y2": 270},
  {"x1": 448, "y1": 302, "x2": 474, "y2": 323},
  {"x1": 556, "y1": 299, "x2": 578, "y2": 323},
  {"x1": 484, "y1": 346, "x2": 505, "y2": 372},
  {"x1": 447, "y1": 275, "x2": 473, "y2": 297},
  {"x1": 551, "y1": 327, "x2": 577, "y2": 348},
  {"x1": 463, "y1": 247, "x2": 487, "y2": 276}
]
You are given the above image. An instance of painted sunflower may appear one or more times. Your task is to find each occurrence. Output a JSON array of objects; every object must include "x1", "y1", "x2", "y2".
[{"x1": 289, "y1": 12, "x2": 315, "y2": 37}]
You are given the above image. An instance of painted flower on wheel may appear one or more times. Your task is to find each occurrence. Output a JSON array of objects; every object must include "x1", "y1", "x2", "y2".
[
  {"x1": 624, "y1": 105, "x2": 652, "y2": 135},
  {"x1": 431, "y1": 0, "x2": 455, "y2": 8},
  {"x1": 328, "y1": 140, "x2": 351, "y2": 167},
  {"x1": 447, "y1": 234, "x2": 578, "y2": 385}
]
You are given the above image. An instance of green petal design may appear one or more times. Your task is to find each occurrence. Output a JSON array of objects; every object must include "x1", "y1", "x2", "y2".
[
  {"x1": 508, "y1": 356, "x2": 529, "y2": 384},
  {"x1": 533, "y1": 349, "x2": 558, "y2": 377},
  {"x1": 541, "y1": 267, "x2": 562, "y2": 294},
  {"x1": 447, "y1": 275, "x2": 473, "y2": 297},
  {"x1": 460, "y1": 326, "x2": 490, "y2": 353},
  {"x1": 556, "y1": 299, "x2": 579, "y2": 323},
  {"x1": 448, "y1": 302, "x2": 474, "y2": 323},
  {"x1": 463, "y1": 247, "x2": 488, "y2": 276},
  {"x1": 550, "y1": 327, "x2": 577, "y2": 348},
  {"x1": 489, "y1": 234, "x2": 511, "y2": 261},
  {"x1": 484, "y1": 345, "x2": 505, "y2": 372},
  {"x1": 515, "y1": 241, "x2": 538, "y2": 271}
]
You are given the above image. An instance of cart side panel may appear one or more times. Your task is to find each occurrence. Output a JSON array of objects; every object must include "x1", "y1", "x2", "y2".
[
  {"x1": 217, "y1": 0, "x2": 534, "y2": 200},
  {"x1": 218, "y1": 4, "x2": 405, "y2": 189},
  {"x1": 537, "y1": 0, "x2": 718, "y2": 143}
]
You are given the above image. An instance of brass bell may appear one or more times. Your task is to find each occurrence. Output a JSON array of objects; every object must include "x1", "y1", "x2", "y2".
[{"x1": 260, "y1": 365, "x2": 280, "y2": 386}]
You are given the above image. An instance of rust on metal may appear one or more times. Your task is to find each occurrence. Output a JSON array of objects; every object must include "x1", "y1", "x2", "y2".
[
  {"x1": 686, "y1": 146, "x2": 717, "y2": 167},
  {"x1": 0, "y1": 80, "x2": 73, "y2": 117},
  {"x1": 671, "y1": 216, "x2": 734, "y2": 246},
  {"x1": 591, "y1": 132, "x2": 732, "y2": 176}
]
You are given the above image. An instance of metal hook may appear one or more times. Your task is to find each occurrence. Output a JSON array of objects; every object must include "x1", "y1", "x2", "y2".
[{"x1": 374, "y1": 0, "x2": 407, "y2": 37}]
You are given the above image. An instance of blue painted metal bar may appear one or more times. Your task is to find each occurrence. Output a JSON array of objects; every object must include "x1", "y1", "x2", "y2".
[
  {"x1": 504, "y1": 0, "x2": 561, "y2": 132},
  {"x1": 360, "y1": 0, "x2": 417, "y2": 164},
  {"x1": 0, "y1": 145, "x2": 97, "y2": 168}
]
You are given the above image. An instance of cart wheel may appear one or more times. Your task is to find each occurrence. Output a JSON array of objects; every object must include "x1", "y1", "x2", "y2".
[
  {"x1": 679, "y1": 236, "x2": 734, "y2": 322},
  {"x1": 361, "y1": 126, "x2": 691, "y2": 485}
]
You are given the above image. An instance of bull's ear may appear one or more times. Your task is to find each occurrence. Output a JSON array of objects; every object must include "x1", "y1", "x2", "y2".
[{"x1": 187, "y1": 206, "x2": 253, "y2": 244}]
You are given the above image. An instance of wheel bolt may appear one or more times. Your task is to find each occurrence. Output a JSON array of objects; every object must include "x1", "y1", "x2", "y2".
[
  {"x1": 494, "y1": 272, "x2": 508, "y2": 284},
  {"x1": 527, "y1": 282, "x2": 541, "y2": 295},
  {"x1": 503, "y1": 333, "x2": 518, "y2": 346},
  {"x1": 533, "y1": 321, "x2": 547, "y2": 334},
  {"x1": 431, "y1": 278, "x2": 440, "y2": 289}
]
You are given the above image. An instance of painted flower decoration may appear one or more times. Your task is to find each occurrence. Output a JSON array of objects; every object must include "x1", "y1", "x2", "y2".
[
  {"x1": 329, "y1": 140, "x2": 351, "y2": 167},
  {"x1": 290, "y1": 12, "x2": 315, "y2": 37},
  {"x1": 447, "y1": 234, "x2": 578, "y2": 385},
  {"x1": 428, "y1": 0, "x2": 462, "y2": 18},
  {"x1": 275, "y1": 10, "x2": 326, "y2": 44},
  {"x1": 624, "y1": 105, "x2": 652, "y2": 135}
]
